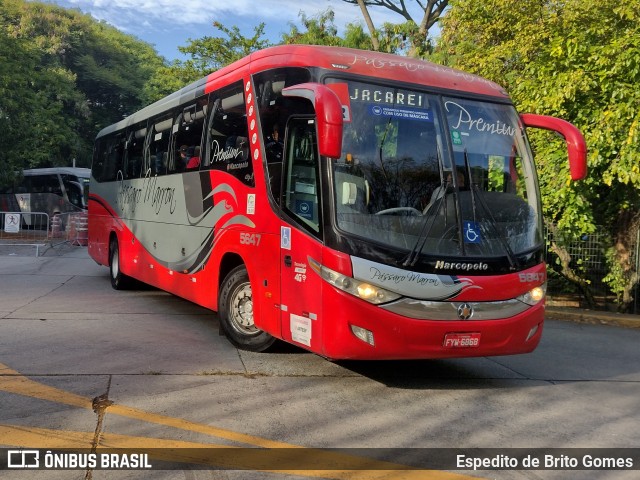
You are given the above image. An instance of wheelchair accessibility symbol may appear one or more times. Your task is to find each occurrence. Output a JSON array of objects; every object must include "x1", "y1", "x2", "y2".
[{"x1": 463, "y1": 221, "x2": 481, "y2": 244}]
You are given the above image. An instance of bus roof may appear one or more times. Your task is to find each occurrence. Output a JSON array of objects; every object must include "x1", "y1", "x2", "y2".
[
  {"x1": 245, "y1": 45, "x2": 509, "y2": 99},
  {"x1": 23, "y1": 167, "x2": 91, "y2": 178},
  {"x1": 97, "y1": 45, "x2": 509, "y2": 139}
]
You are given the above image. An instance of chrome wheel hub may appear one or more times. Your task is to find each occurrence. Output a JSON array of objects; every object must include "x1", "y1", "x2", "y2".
[{"x1": 229, "y1": 282, "x2": 257, "y2": 334}]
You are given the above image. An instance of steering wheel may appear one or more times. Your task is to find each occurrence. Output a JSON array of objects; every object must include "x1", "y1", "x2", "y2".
[{"x1": 375, "y1": 207, "x2": 422, "y2": 216}]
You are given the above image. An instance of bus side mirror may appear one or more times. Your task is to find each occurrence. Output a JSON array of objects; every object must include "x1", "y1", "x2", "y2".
[
  {"x1": 283, "y1": 83, "x2": 343, "y2": 159},
  {"x1": 520, "y1": 113, "x2": 587, "y2": 181}
]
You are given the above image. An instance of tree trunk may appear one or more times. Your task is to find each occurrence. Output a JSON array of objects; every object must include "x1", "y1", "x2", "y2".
[
  {"x1": 356, "y1": 0, "x2": 380, "y2": 50},
  {"x1": 611, "y1": 212, "x2": 640, "y2": 313}
]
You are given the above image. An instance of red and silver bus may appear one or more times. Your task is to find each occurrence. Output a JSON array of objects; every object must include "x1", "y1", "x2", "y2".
[{"x1": 88, "y1": 45, "x2": 586, "y2": 360}]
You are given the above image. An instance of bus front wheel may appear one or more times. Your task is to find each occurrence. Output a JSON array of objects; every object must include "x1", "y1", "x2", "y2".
[
  {"x1": 109, "y1": 237, "x2": 133, "y2": 290},
  {"x1": 219, "y1": 265, "x2": 276, "y2": 352}
]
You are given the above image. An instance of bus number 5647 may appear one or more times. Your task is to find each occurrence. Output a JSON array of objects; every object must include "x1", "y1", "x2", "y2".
[{"x1": 240, "y1": 233, "x2": 261, "y2": 246}]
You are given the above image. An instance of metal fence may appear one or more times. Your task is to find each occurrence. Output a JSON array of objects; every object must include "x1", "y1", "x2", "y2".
[
  {"x1": 0, "y1": 210, "x2": 88, "y2": 256},
  {"x1": 545, "y1": 227, "x2": 640, "y2": 314},
  {"x1": 0, "y1": 211, "x2": 50, "y2": 256}
]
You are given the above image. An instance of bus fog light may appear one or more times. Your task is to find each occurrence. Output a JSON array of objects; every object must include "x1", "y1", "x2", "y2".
[
  {"x1": 350, "y1": 325, "x2": 375, "y2": 346},
  {"x1": 526, "y1": 323, "x2": 540, "y2": 342}
]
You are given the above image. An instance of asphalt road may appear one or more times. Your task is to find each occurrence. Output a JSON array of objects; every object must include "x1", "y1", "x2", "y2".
[{"x1": 0, "y1": 244, "x2": 639, "y2": 479}]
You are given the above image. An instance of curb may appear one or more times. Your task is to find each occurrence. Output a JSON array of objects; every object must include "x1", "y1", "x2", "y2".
[{"x1": 546, "y1": 306, "x2": 640, "y2": 329}]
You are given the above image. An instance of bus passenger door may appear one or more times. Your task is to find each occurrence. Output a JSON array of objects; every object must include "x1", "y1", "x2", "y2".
[{"x1": 279, "y1": 118, "x2": 325, "y2": 353}]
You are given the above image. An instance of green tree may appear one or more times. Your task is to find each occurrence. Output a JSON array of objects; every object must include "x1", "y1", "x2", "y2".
[
  {"x1": 436, "y1": 0, "x2": 640, "y2": 310},
  {"x1": 0, "y1": 11, "x2": 82, "y2": 184},
  {"x1": 180, "y1": 22, "x2": 271, "y2": 75},
  {"x1": 281, "y1": 9, "x2": 377, "y2": 51},
  {"x1": 149, "y1": 8, "x2": 381, "y2": 104},
  {"x1": 280, "y1": 7, "x2": 428, "y2": 54},
  {"x1": 0, "y1": 0, "x2": 164, "y2": 171},
  {"x1": 146, "y1": 22, "x2": 271, "y2": 102},
  {"x1": 342, "y1": 0, "x2": 448, "y2": 56},
  {"x1": 282, "y1": 9, "x2": 344, "y2": 47}
]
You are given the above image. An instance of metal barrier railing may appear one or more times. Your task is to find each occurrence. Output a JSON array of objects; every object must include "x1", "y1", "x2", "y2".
[
  {"x1": 0, "y1": 211, "x2": 50, "y2": 240},
  {"x1": 0, "y1": 211, "x2": 50, "y2": 256},
  {"x1": 0, "y1": 210, "x2": 88, "y2": 256},
  {"x1": 49, "y1": 211, "x2": 88, "y2": 247}
]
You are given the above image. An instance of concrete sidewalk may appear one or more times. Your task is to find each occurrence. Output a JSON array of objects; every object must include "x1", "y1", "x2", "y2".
[
  {"x1": 0, "y1": 239, "x2": 80, "y2": 258},
  {"x1": 546, "y1": 305, "x2": 640, "y2": 329}
]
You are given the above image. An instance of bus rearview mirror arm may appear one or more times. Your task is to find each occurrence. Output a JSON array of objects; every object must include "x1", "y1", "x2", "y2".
[
  {"x1": 283, "y1": 83, "x2": 344, "y2": 159},
  {"x1": 520, "y1": 113, "x2": 587, "y2": 181}
]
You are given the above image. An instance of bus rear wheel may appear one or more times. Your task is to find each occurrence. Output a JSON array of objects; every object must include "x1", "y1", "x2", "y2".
[
  {"x1": 109, "y1": 237, "x2": 133, "y2": 290},
  {"x1": 219, "y1": 265, "x2": 276, "y2": 352}
]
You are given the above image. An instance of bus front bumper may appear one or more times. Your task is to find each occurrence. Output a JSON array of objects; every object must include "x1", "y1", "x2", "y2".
[{"x1": 318, "y1": 290, "x2": 545, "y2": 361}]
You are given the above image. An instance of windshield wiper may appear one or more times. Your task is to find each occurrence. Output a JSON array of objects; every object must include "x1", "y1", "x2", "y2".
[
  {"x1": 402, "y1": 176, "x2": 453, "y2": 268},
  {"x1": 402, "y1": 139, "x2": 456, "y2": 268},
  {"x1": 378, "y1": 118, "x2": 392, "y2": 181},
  {"x1": 462, "y1": 150, "x2": 520, "y2": 270}
]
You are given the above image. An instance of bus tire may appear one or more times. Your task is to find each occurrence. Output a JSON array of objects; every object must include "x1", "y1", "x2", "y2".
[
  {"x1": 109, "y1": 237, "x2": 134, "y2": 290},
  {"x1": 219, "y1": 265, "x2": 276, "y2": 352}
]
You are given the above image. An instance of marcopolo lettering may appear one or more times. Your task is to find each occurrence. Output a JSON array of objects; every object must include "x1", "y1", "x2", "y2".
[{"x1": 435, "y1": 260, "x2": 489, "y2": 271}]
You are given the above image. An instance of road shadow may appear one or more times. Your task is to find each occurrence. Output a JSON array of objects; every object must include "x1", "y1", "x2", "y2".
[{"x1": 334, "y1": 357, "x2": 533, "y2": 390}]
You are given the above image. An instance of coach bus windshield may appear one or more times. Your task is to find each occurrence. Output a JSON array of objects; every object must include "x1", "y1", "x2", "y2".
[{"x1": 329, "y1": 80, "x2": 542, "y2": 262}]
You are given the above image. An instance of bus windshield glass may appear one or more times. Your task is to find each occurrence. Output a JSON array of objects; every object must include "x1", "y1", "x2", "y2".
[{"x1": 329, "y1": 80, "x2": 542, "y2": 260}]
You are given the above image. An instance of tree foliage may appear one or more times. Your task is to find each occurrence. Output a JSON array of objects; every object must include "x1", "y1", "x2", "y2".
[
  {"x1": 436, "y1": 0, "x2": 640, "y2": 309},
  {"x1": 181, "y1": 22, "x2": 271, "y2": 75},
  {"x1": 342, "y1": 0, "x2": 448, "y2": 56},
  {"x1": 281, "y1": 9, "x2": 374, "y2": 50},
  {"x1": 0, "y1": 0, "x2": 164, "y2": 180},
  {"x1": 146, "y1": 23, "x2": 272, "y2": 102}
]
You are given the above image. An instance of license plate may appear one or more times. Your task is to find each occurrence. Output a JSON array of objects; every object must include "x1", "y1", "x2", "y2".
[{"x1": 443, "y1": 333, "x2": 481, "y2": 348}]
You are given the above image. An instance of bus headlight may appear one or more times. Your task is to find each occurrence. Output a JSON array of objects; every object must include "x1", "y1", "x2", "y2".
[
  {"x1": 308, "y1": 257, "x2": 401, "y2": 305},
  {"x1": 518, "y1": 283, "x2": 547, "y2": 306}
]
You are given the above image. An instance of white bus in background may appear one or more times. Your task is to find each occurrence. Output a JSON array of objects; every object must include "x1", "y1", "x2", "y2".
[{"x1": 0, "y1": 167, "x2": 90, "y2": 227}]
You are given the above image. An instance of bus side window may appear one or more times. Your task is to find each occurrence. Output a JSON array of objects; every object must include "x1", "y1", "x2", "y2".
[
  {"x1": 173, "y1": 101, "x2": 207, "y2": 172},
  {"x1": 254, "y1": 67, "x2": 312, "y2": 205},
  {"x1": 62, "y1": 178, "x2": 84, "y2": 208},
  {"x1": 92, "y1": 138, "x2": 108, "y2": 182},
  {"x1": 283, "y1": 117, "x2": 321, "y2": 235},
  {"x1": 95, "y1": 133, "x2": 126, "y2": 182},
  {"x1": 125, "y1": 123, "x2": 146, "y2": 179},
  {"x1": 167, "y1": 113, "x2": 183, "y2": 175},
  {"x1": 203, "y1": 82, "x2": 254, "y2": 187},
  {"x1": 147, "y1": 115, "x2": 173, "y2": 176},
  {"x1": 31, "y1": 174, "x2": 63, "y2": 195}
]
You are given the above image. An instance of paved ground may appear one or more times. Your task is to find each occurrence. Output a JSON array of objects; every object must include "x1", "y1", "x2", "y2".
[{"x1": 0, "y1": 243, "x2": 638, "y2": 480}]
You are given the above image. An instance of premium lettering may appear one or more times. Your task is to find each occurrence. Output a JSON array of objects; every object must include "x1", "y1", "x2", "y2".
[
  {"x1": 210, "y1": 140, "x2": 244, "y2": 163},
  {"x1": 445, "y1": 101, "x2": 517, "y2": 137}
]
